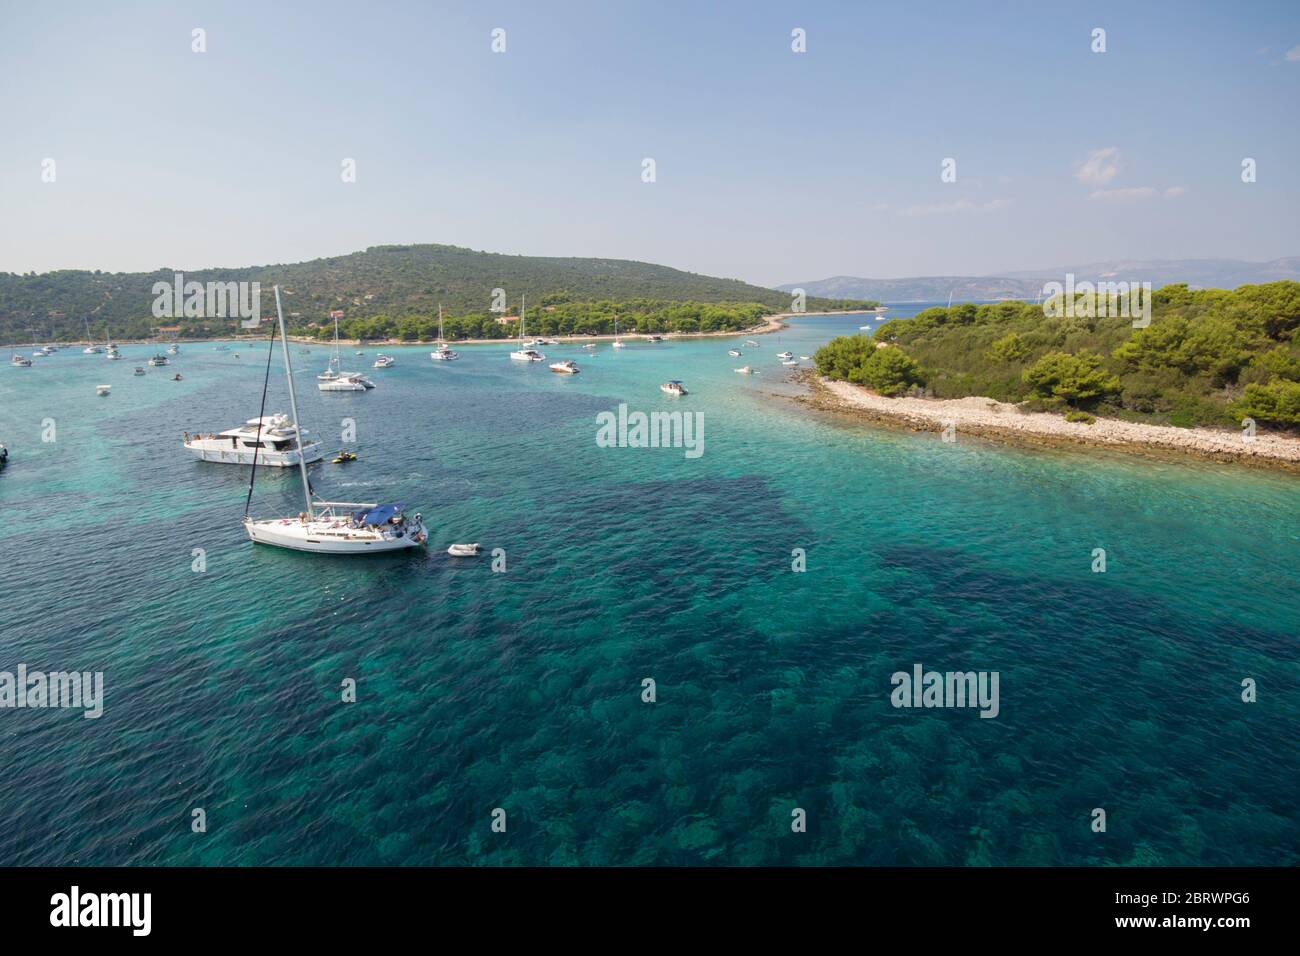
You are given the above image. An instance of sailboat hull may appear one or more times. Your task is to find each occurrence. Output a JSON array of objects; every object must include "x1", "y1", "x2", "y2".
[{"x1": 244, "y1": 516, "x2": 427, "y2": 553}]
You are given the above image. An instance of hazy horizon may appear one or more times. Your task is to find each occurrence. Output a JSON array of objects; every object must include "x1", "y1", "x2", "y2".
[{"x1": 2, "y1": 0, "x2": 1298, "y2": 285}]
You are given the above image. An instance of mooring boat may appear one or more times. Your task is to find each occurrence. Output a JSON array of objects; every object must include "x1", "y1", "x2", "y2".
[
  {"x1": 430, "y1": 306, "x2": 459, "y2": 361},
  {"x1": 184, "y1": 413, "x2": 324, "y2": 467},
  {"x1": 242, "y1": 287, "x2": 426, "y2": 554}
]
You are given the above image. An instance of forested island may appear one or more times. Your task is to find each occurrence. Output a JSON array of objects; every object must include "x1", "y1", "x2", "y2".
[
  {"x1": 0, "y1": 244, "x2": 874, "y2": 342},
  {"x1": 814, "y1": 282, "x2": 1300, "y2": 430}
]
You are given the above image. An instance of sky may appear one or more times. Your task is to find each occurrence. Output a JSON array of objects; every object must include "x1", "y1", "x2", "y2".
[{"x1": 1, "y1": 0, "x2": 1298, "y2": 287}]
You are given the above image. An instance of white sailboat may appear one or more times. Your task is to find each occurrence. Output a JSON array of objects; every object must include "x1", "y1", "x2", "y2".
[
  {"x1": 612, "y1": 314, "x2": 625, "y2": 349},
  {"x1": 318, "y1": 316, "x2": 375, "y2": 390},
  {"x1": 510, "y1": 294, "x2": 545, "y2": 361},
  {"x1": 82, "y1": 318, "x2": 103, "y2": 353},
  {"x1": 430, "y1": 304, "x2": 459, "y2": 361},
  {"x1": 243, "y1": 286, "x2": 427, "y2": 554}
]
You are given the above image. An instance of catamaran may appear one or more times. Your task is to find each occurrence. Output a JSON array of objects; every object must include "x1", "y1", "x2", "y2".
[
  {"x1": 510, "y1": 294, "x2": 545, "y2": 362},
  {"x1": 430, "y1": 305, "x2": 459, "y2": 361},
  {"x1": 242, "y1": 286, "x2": 426, "y2": 554},
  {"x1": 184, "y1": 413, "x2": 324, "y2": 467},
  {"x1": 319, "y1": 316, "x2": 375, "y2": 389}
]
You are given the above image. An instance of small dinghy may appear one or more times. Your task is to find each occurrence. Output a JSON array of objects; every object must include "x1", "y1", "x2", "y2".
[
  {"x1": 96, "y1": 384, "x2": 111, "y2": 396},
  {"x1": 734, "y1": 366, "x2": 755, "y2": 374},
  {"x1": 447, "y1": 543, "x2": 481, "y2": 557}
]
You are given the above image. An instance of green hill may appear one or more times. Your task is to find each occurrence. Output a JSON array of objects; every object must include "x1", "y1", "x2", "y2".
[{"x1": 0, "y1": 243, "x2": 874, "y2": 342}]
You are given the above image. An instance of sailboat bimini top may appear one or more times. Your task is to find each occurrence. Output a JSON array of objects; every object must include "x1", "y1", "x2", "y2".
[{"x1": 352, "y1": 503, "x2": 405, "y2": 525}]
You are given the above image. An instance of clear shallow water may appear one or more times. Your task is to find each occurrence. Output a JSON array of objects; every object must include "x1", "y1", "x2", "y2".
[{"x1": 1, "y1": 308, "x2": 1297, "y2": 866}]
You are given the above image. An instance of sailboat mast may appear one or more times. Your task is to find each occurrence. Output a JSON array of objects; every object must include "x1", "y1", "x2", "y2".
[
  {"x1": 274, "y1": 286, "x2": 314, "y2": 518},
  {"x1": 520, "y1": 293, "x2": 526, "y2": 341}
]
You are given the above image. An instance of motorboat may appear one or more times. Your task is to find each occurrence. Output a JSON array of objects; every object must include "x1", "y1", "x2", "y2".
[
  {"x1": 777, "y1": 351, "x2": 793, "y2": 359},
  {"x1": 148, "y1": 353, "x2": 170, "y2": 366},
  {"x1": 372, "y1": 354, "x2": 396, "y2": 368},
  {"x1": 647, "y1": 335, "x2": 663, "y2": 342},
  {"x1": 735, "y1": 366, "x2": 756, "y2": 374},
  {"x1": 319, "y1": 373, "x2": 372, "y2": 391},
  {"x1": 96, "y1": 384, "x2": 111, "y2": 396},
  {"x1": 782, "y1": 359, "x2": 799, "y2": 366},
  {"x1": 447, "y1": 543, "x2": 481, "y2": 557},
  {"x1": 582, "y1": 343, "x2": 597, "y2": 350},
  {"x1": 184, "y1": 412, "x2": 324, "y2": 467},
  {"x1": 173, "y1": 373, "x2": 183, "y2": 381},
  {"x1": 728, "y1": 349, "x2": 741, "y2": 357},
  {"x1": 10, "y1": 354, "x2": 32, "y2": 367},
  {"x1": 745, "y1": 340, "x2": 759, "y2": 347},
  {"x1": 549, "y1": 360, "x2": 580, "y2": 374},
  {"x1": 510, "y1": 348, "x2": 545, "y2": 362},
  {"x1": 800, "y1": 356, "x2": 811, "y2": 360},
  {"x1": 541, "y1": 338, "x2": 559, "y2": 346},
  {"x1": 331, "y1": 450, "x2": 357, "y2": 464},
  {"x1": 133, "y1": 367, "x2": 146, "y2": 376},
  {"x1": 660, "y1": 380, "x2": 688, "y2": 396}
]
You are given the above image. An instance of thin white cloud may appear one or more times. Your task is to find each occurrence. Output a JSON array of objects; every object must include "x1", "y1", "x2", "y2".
[
  {"x1": 1075, "y1": 147, "x2": 1120, "y2": 187},
  {"x1": 896, "y1": 198, "x2": 1011, "y2": 217},
  {"x1": 1089, "y1": 187, "x2": 1157, "y2": 202},
  {"x1": 1164, "y1": 186, "x2": 1187, "y2": 198},
  {"x1": 1286, "y1": 44, "x2": 1300, "y2": 61}
]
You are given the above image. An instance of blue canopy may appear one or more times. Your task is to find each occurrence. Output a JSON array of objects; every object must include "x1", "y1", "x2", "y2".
[{"x1": 352, "y1": 503, "x2": 405, "y2": 525}]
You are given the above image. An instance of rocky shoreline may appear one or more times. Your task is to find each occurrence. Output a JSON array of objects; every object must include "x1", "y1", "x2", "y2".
[{"x1": 790, "y1": 371, "x2": 1300, "y2": 473}]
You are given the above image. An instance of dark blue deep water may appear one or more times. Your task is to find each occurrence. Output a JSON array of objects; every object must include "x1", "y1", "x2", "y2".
[{"x1": 1, "y1": 308, "x2": 1297, "y2": 865}]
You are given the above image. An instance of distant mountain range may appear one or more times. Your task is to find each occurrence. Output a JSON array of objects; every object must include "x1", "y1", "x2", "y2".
[
  {"x1": 778, "y1": 258, "x2": 1300, "y2": 303},
  {"x1": 0, "y1": 244, "x2": 871, "y2": 341}
]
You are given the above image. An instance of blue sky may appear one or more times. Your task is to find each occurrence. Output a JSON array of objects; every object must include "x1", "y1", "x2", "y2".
[{"x1": 1, "y1": 0, "x2": 1297, "y2": 285}]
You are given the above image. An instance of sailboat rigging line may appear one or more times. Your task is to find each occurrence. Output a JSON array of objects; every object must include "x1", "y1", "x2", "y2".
[{"x1": 243, "y1": 318, "x2": 279, "y2": 517}]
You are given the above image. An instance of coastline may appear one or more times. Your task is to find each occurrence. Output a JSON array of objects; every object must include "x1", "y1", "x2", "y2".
[
  {"x1": 20, "y1": 310, "x2": 881, "y2": 349},
  {"x1": 791, "y1": 371, "x2": 1300, "y2": 473}
]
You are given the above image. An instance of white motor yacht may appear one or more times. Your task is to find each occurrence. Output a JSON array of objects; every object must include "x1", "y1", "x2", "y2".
[
  {"x1": 10, "y1": 353, "x2": 32, "y2": 367},
  {"x1": 549, "y1": 360, "x2": 580, "y2": 374},
  {"x1": 185, "y1": 413, "x2": 324, "y2": 466},
  {"x1": 96, "y1": 384, "x2": 111, "y2": 396},
  {"x1": 660, "y1": 380, "x2": 688, "y2": 396},
  {"x1": 372, "y1": 354, "x2": 396, "y2": 368},
  {"x1": 148, "y1": 353, "x2": 169, "y2": 367}
]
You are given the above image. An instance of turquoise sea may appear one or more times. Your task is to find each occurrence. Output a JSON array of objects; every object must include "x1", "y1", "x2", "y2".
[{"x1": 1, "y1": 307, "x2": 1297, "y2": 866}]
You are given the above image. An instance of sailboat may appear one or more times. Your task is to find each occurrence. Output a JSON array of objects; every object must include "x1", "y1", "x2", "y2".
[
  {"x1": 430, "y1": 304, "x2": 458, "y2": 361},
  {"x1": 242, "y1": 286, "x2": 427, "y2": 554},
  {"x1": 612, "y1": 314, "x2": 625, "y2": 349},
  {"x1": 318, "y1": 315, "x2": 374, "y2": 390},
  {"x1": 82, "y1": 318, "x2": 103, "y2": 353},
  {"x1": 510, "y1": 294, "x2": 545, "y2": 361}
]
